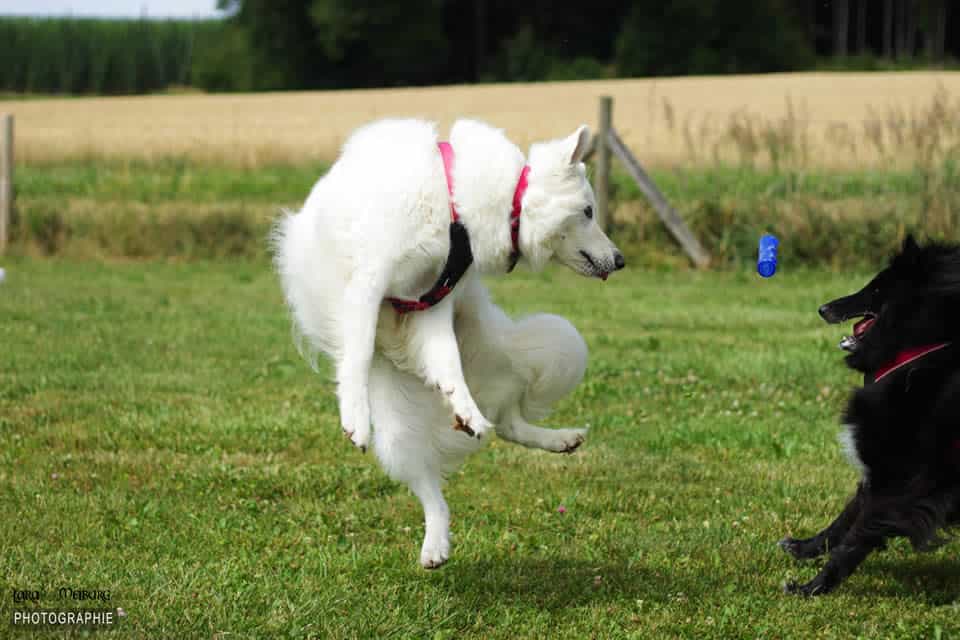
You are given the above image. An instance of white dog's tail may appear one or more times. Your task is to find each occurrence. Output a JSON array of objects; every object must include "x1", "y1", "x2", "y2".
[{"x1": 271, "y1": 206, "x2": 344, "y2": 370}]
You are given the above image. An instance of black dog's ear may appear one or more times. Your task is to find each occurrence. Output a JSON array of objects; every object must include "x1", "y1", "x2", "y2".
[
  {"x1": 902, "y1": 233, "x2": 920, "y2": 255},
  {"x1": 894, "y1": 233, "x2": 922, "y2": 270}
]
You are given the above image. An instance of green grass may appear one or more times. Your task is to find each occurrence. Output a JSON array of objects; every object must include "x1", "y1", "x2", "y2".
[
  {"x1": 14, "y1": 159, "x2": 931, "y2": 205},
  {"x1": 1, "y1": 259, "x2": 958, "y2": 638},
  {"x1": 14, "y1": 159, "x2": 326, "y2": 205},
  {"x1": 613, "y1": 165, "x2": 929, "y2": 202},
  {"x1": 14, "y1": 159, "x2": 959, "y2": 266}
]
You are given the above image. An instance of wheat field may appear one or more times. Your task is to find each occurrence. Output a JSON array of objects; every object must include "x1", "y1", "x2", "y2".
[{"x1": 3, "y1": 71, "x2": 959, "y2": 168}]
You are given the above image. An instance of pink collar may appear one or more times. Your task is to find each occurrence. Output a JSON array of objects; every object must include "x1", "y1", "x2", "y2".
[
  {"x1": 436, "y1": 142, "x2": 459, "y2": 222},
  {"x1": 440, "y1": 140, "x2": 530, "y2": 270},
  {"x1": 874, "y1": 343, "x2": 951, "y2": 383},
  {"x1": 436, "y1": 141, "x2": 529, "y2": 241},
  {"x1": 509, "y1": 165, "x2": 530, "y2": 268}
]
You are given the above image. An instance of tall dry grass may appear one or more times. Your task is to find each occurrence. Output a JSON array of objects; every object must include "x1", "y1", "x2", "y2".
[
  {"x1": 693, "y1": 85, "x2": 960, "y2": 239},
  {"x1": 2, "y1": 71, "x2": 959, "y2": 169},
  {"x1": 687, "y1": 84, "x2": 960, "y2": 171}
]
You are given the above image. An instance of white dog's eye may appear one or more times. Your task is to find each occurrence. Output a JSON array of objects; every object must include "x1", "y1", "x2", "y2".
[{"x1": 584, "y1": 206, "x2": 593, "y2": 219}]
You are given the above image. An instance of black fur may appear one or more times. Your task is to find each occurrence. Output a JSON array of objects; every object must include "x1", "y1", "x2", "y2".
[{"x1": 781, "y1": 235, "x2": 960, "y2": 596}]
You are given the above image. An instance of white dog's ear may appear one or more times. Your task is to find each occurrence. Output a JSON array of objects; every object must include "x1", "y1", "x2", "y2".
[{"x1": 566, "y1": 125, "x2": 591, "y2": 164}]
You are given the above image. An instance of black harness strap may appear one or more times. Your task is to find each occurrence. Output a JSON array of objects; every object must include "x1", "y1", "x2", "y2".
[{"x1": 387, "y1": 221, "x2": 474, "y2": 313}]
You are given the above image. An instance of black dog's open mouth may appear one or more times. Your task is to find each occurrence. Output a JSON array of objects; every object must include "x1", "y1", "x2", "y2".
[{"x1": 839, "y1": 313, "x2": 877, "y2": 352}]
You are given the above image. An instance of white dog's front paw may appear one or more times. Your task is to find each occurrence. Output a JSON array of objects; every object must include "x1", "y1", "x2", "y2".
[
  {"x1": 545, "y1": 427, "x2": 588, "y2": 454},
  {"x1": 436, "y1": 386, "x2": 490, "y2": 439},
  {"x1": 453, "y1": 411, "x2": 492, "y2": 440},
  {"x1": 419, "y1": 534, "x2": 450, "y2": 569},
  {"x1": 339, "y1": 390, "x2": 371, "y2": 452}
]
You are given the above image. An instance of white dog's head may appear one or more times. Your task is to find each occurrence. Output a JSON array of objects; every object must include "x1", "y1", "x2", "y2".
[{"x1": 520, "y1": 125, "x2": 624, "y2": 279}]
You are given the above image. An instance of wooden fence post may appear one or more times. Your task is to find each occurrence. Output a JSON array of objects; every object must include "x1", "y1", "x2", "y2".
[
  {"x1": 606, "y1": 128, "x2": 711, "y2": 269},
  {"x1": 0, "y1": 114, "x2": 11, "y2": 255},
  {"x1": 596, "y1": 96, "x2": 612, "y2": 233}
]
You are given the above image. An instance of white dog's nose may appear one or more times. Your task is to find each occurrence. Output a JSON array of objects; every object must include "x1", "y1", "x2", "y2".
[{"x1": 614, "y1": 252, "x2": 625, "y2": 270}]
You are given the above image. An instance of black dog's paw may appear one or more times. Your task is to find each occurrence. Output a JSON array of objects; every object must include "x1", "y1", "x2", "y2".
[
  {"x1": 784, "y1": 576, "x2": 833, "y2": 597},
  {"x1": 778, "y1": 536, "x2": 825, "y2": 561}
]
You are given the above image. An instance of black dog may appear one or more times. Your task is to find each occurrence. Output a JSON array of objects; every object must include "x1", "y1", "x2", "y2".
[{"x1": 780, "y1": 235, "x2": 960, "y2": 596}]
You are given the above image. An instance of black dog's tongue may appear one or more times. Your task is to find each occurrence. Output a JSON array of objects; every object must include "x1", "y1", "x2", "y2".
[{"x1": 853, "y1": 317, "x2": 875, "y2": 338}]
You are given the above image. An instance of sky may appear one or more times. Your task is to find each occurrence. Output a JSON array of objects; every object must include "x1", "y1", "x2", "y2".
[{"x1": 0, "y1": 0, "x2": 227, "y2": 19}]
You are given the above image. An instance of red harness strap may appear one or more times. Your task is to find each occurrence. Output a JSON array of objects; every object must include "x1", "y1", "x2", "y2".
[
  {"x1": 386, "y1": 142, "x2": 530, "y2": 313},
  {"x1": 871, "y1": 343, "x2": 959, "y2": 461},
  {"x1": 873, "y1": 343, "x2": 951, "y2": 383}
]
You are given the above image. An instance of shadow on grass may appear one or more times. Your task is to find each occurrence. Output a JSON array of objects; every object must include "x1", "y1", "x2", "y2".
[
  {"x1": 432, "y1": 554, "x2": 706, "y2": 612},
  {"x1": 783, "y1": 547, "x2": 960, "y2": 603},
  {"x1": 848, "y1": 553, "x2": 960, "y2": 603}
]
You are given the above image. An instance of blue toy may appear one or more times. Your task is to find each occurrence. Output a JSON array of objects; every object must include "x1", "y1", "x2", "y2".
[{"x1": 757, "y1": 234, "x2": 779, "y2": 278}]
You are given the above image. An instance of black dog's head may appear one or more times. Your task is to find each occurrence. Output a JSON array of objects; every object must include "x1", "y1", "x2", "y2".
[{"x1": 819, "y1": 235, "x2": 960, "y2": 374}]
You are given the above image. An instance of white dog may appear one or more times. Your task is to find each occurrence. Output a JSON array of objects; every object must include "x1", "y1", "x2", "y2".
[{"x1": 274, "y1": 118, "x2": 623, "y2": 567}]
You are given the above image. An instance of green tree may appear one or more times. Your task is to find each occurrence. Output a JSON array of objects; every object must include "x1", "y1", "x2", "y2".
[
  {"x1": 218, "y1": 0, "x2": 320, "y2": 89},
  {"x1": 309, "y1": 0, "x2": 448, "y2": 87},
  {"x1": 615, "y1": 0, "x2": 813, "y2": 77},
  {"x1": 219, "y1": 0, "x2": 448, "y2": 89},
  {"x1": 190, "y1": 22, "x2": 254, "y2": 91}
]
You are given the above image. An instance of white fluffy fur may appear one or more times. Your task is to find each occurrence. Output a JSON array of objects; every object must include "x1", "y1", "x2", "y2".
[
  {"x1": 274, "y1": 118, "x2": 621, "y2": 567},
  {"x1": 838, "y1": 425, "x2": 866, "y2": 475}
]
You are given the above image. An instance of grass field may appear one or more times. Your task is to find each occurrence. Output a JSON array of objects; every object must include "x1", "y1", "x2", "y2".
[
  {"x1": 3, "y1": 72, "x2": 960, "y2": 168},
  {"x1": 10, "y1": 158, "x2": 955, "y2": 267},
  {"x1": 2, "y1": 259, "x2": 958, "y2": 638}
]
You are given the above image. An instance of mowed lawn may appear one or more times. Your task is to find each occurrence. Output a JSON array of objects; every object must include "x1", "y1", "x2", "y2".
[{"x1": 1, "y1": 259, "x2": 958, "y2": 639}]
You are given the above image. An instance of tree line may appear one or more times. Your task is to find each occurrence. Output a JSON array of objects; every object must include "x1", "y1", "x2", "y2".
[
  {"x1": 0, "y1": 0, "x2": 954, "y2": 95},
  {"x1": 0, "y1": 18, "x2": 212, "y2": 94}
]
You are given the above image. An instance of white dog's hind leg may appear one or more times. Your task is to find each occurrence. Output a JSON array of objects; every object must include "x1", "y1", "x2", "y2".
[
  {"x1": 408, "y1": 300, "x2": 492, "y2": 439},
  {"x1": 494, "y1": 313, "x2": 589, "y2": 453},
  {"x1": 369, "y1": 357, "x2": 473, "y2": 570},
  {"x1": 336, "y1": 268, "x2": 389, "y2": 451},
  {"x1": 408, "y1": 473, "x2": 451, "y2": 569},
  {"x1": 497, "y1": 412, "x2": 587, "y2": 453}
]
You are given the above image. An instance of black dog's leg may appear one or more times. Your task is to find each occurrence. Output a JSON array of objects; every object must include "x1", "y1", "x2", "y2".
[
  {"x1": 784, "y1": 525, "x2": 883, "y2": 596},
  {"x1": 784, "y1": 540, "x2": 879, "y2": 596},
  {"x1": 785, "y1": 494, "x2": 890, "y2": 597},
  {"x1": 780, "y1": 483, "x2": 865, "y2": 560}
]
